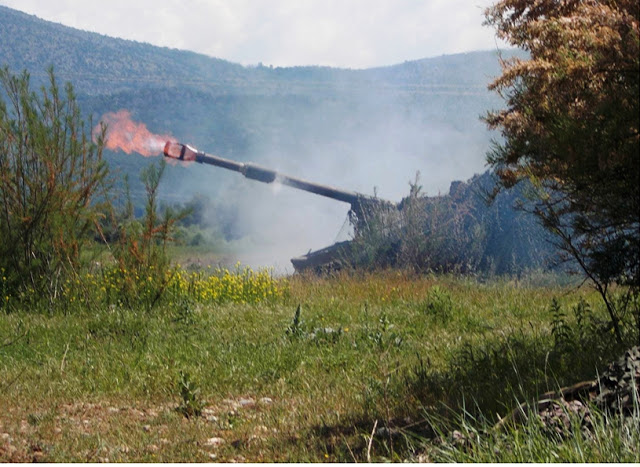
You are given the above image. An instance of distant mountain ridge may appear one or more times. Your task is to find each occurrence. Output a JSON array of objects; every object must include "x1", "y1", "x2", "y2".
[
  {"x1": 0, "y1": 3, "x2": 514, "y2": 195},
  {"x1": 1, "y1": 4, "x2": 505, "y2": 96},
  {"x1": 2, "y1": 4, "x2": 548, "y2": 271},
  {"x1": 0, "y1": 4, "x2": 246, "y2": 95}
]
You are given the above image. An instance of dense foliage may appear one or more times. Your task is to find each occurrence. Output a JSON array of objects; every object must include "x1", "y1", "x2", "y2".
[
  {"x1": 348, "y1": 171, "x2": 555, "y2": 274},
  {"x1": 484, "y1": 0, "x2": 640, "y2": 342}
]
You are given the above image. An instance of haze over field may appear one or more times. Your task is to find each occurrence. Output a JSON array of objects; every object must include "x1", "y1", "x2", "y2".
[{"x1": 0, "y1": 2, "x2": 514, "y2": 270}]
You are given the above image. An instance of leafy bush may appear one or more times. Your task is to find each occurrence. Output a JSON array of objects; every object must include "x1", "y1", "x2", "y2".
[
  {"x1": 423, "y1": 286, "x2": 454, "y2": 323},
  {"x1": 348, "y1": 176, "x2": 487, "y2": 273},
  {"x1": 484, "y1": 0, "x2": 640, "y2": 345},
  {"x1": 285, "y1": 304, "x2": 305, "y2": 338},
  {"x1": 176, "y1": 371, "x2": 204, "y2": 418}
]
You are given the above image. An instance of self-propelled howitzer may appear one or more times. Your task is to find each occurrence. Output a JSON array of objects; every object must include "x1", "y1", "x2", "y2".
[{"x1": 163, "y1": 142, "x2": 396, "y2": 271}]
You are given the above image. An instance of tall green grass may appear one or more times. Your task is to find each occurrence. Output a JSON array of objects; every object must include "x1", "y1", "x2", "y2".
[
  {"x1": 0, "y1": 269, "x2": 636, "y2": 461},
  {"x1": 421, "y1": 400, "x2": 639, "y2": 462}
]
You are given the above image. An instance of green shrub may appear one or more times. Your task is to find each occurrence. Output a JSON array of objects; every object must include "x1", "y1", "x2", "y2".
[
  {"x1": 0, "y1": 67, "x2": 109, "y2": 304},
  {"x1": 176, "y1": 371, "x2": 204, "y2": 418}
]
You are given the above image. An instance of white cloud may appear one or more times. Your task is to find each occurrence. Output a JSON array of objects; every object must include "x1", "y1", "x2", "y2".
[{"x1": 1, "y1": 0, "x2": 501, "y2": 67}]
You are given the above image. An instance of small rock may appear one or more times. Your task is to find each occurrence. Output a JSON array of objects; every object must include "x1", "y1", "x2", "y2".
[
  {"x1": 107, "y1": 407, "x2": 119, "y2": 414},
  {"x1": 204, "y1": 437, "x2": 225, "y2": 447},
  {"x1": 142, "y1": 425, "x2": 151, "y2": 432},
  {"x1": 147, "y1": 444, "x2": 159, "y2": 453},
  {"x1": 206, "y1": 415, "x2": 219, "y2": 423},
  {"x1": 239, "y1": 398, "x2": 255, "y2": 408},
  {"x1": 259, "y1": 397, "x2": 273, "y2": 405}
]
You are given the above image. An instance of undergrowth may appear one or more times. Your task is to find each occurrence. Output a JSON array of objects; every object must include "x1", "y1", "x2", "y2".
[
  {"x1": 1, "y1": 263, "x2": 286, "y2": 315},
  {"x1": 0, "y1": 271, "x2": 637, "y2": 462},
  {"x1": 421, "y1": 397, "x2": 640, "y2": 462}
]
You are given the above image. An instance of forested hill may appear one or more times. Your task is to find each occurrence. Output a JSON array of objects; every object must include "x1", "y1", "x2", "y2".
[
  {"x1": 1, "y1": 4, "x2": 512, "y2": 200},
  {"x1": 0, "y1": 5, "x2": 246, "y2": 95},
  {"x1": 1, "y1": 5, "x2": 549, "y2": 271},
  {"x1": 1, "y1": 5, "x2": 502, "y2": 96}
]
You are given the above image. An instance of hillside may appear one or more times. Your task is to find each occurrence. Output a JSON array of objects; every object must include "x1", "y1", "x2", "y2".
[
  {"x1": 0, "y1": 5, "x2": 505, "y2": 194},
  {"x1": 0, "y1": 5, "x2": 550, "y2": 271},
  {"x1": 0, "y1": 5, "x2": 503, "y2": 95},
  {"x1": 0, "y1": 5, "x2": 247, "y2": 95}
]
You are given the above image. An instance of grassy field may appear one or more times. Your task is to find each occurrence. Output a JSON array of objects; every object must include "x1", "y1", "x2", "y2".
[{"x1": 0, "y1": 267, "x2": 637, "y2": 462}]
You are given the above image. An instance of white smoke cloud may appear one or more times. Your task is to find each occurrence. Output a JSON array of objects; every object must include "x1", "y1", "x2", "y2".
[{"x1": 195, "y1": 85, "x2": 496, "y2": 272}]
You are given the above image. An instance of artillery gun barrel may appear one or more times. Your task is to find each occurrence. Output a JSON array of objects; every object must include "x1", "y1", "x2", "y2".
[{"x1": 163, "y1": 142, "x2": 377, "y2": 207}]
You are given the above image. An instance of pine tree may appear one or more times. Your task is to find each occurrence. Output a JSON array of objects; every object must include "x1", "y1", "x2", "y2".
[{"x1": 0, "y1": 67, "x2": 110, "y2": 303}]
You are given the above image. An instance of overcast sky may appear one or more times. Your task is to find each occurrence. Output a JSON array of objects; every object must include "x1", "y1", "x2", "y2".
[{"x1": 1, "y1": 0, "x2": 503, "y2": 68}]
